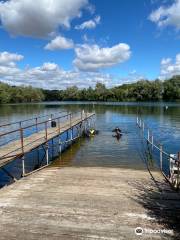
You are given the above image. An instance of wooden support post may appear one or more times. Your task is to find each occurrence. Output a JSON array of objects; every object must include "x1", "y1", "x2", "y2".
[{"x1": 160, "y1": 144, "x2": 163, "y2": 171}]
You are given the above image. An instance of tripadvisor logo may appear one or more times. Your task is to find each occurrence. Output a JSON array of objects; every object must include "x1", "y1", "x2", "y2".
[{"x1": 135, "y1": 227, "x2": 143, "y2": 235}]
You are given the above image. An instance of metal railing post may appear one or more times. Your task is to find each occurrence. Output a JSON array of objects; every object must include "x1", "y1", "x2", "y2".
[
  {"x1": 151, "y1": 134, "x2": 154, "y2": 150},
  {"x1": 58, "y1": 118, "x2": 61, "y2": 134},
  {"x1": 82, "y1": 110, "x2": 85, "y2": 120},
  {"x1": 160, "y1": 144, "x2": 163, "y2": 171},
  {"x1": 70, "y1": 113, "x2": 72, "y2": 128},
  {"x1": 147, "y1": 129, "x2": 150, "y2": 142},
  {"x1": 177, "y1": 152, "x2": 180, "y2": 191},
  {"x1": 35, "y1": 117, "x2": 38, "y2": 133},
  {"x1": 70, "y1": 113, "x2": 73, "y2": 141},
  {"x1": 20, "y1": 127, "x2": 25, "y2": 176},
  {"x1": 45, "y1": 121, "x2": 49, "y2": 165}
]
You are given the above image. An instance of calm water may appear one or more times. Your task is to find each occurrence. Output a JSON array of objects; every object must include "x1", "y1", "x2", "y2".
[{"x1": 0, "y1": 102, "x2": 180, "y2": 186}]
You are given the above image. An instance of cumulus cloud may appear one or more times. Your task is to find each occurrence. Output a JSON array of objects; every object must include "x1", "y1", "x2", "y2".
[
  {"x1": 0, "y1": 0, "x2": 89, "y2": 37},
  {"x1": 73, "y1": 43, "x2": 131, "y2": 71},
  {"x1": 0, "y1": 52, "x2": 24, "y2": 67},
  {"x1": 0, "y1": 62, "x2": 114, "y2": 90},
  {"x1": 44, "y1": 36, "x2": 74, "y2": 50},
  {"x1": 75, "y1": 15, "x2": 101, "y2": 30},
  {"x1": 0, "y1": 50, "x2": 113, "y2": 89},
  {"x1": 0, "y1": 60, "x2": 144, "y2": 89},
  {"x1": 149, "y1": 0, "x2": 180, "y2": 30},
  {"x1": 159, "y1": 53, "x2": 180, "y2": 79},
  {"x1": 0, "y1": 49, "x2": 133, "y2": 90}
]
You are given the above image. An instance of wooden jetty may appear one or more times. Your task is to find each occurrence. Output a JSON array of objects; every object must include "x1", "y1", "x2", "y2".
[
  {"x1": 0, "y1": 111, "x2": 95, "y2": 175},
  {"x1": 0, "y1": 166, "x2": 180, "y2": 239}
]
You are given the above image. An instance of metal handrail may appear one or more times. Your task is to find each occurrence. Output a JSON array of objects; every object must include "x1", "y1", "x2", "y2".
[
  {"x1": 137, "y1": 115, "x2": 180, "y2": 190},
  {"x1": 0, "y1": 111, "x2": 86, "y2": 157},
  {"x1": 137, "y1": 116, "x2": 177, "y2": 161},
  {"x1": 0, "y1": 110, "x2": 67, "y2": 129},
  {"x1": 0, "y1": 110, "x2": 92, "y2": 157},
  {"x1": 0, "y1": 112, "x2": 79, "y2": 138}
]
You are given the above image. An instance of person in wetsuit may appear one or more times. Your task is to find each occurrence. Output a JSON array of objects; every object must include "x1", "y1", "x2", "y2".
[{"x1": 112, "y1": 127, "x2": 122, "y2": 140}]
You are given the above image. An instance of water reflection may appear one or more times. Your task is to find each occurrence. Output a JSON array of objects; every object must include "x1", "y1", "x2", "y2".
[{"x1": 0, "y1": 101, "x2": 180, "y2": 172}]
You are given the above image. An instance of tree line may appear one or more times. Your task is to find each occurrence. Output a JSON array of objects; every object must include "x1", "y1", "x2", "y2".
[
  {"x1": 0, "y1": 83, "x2": 44, "y2": 103},
  {"x1": 43, "y1": 75, "x2": 180, "y2": 102},
  {"x1": 0, "y1": 75, "x2": 180, "y2": 103}
]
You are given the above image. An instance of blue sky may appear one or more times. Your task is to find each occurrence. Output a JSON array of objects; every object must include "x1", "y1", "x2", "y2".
[{"x1": 0, "y1": 0, "x2": 180, "y2": 89}]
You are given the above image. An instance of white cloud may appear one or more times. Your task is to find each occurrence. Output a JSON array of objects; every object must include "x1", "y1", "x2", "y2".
[
  {"x1": 0, "y1": 62, "x2": 114, "y2": 90},
  {"x1": 0, "y1": 0, "x2": 89, "y2": 37},
  {"x1": 41, "y1": 62, "x2": 59, "y2": 71},
  {"x1": 159, "y1": 53, "x2": 180, "y2": 79},
  {"x1": 44, "y1": 36, "x2": 74, "y2": 50},
  {"x1": 0, "y1": 52, "x2": 24, "y2": 67},
  {"x1": 0, "y1": 49, "x2": 134, "y2": 90},
  {"x1": 0, "y1": 51, "x2": 113, "y2": 89},
  {"x1": 75, "y1": 15, "x2": 100, "y2": 30},
  {"x1": 73, "y1": 43, "x2": 131, "y2": 71},
  {"x1": 0, "y1": 60, "x2": 145, "y2": 89},
  {"x1": 149, "y1": 0, "x2": 180, "y2": 30}
]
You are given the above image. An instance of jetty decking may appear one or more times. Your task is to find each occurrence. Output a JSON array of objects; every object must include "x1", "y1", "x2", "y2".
[
  {"x1": 0, "y1": 166, "x2": 180, "y2": 239},
  {"x1": 0, "y1": 111, "x2": 95, "y2": 169}
]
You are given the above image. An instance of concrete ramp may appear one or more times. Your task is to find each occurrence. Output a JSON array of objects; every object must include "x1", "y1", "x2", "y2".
[{"x1": 0, "y1": 167, "x2": 180, "y2": 239}]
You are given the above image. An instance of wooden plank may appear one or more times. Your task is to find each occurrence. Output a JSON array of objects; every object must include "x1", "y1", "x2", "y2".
[{"x1": 0, "y1": 113, "x2": 94, "y2": 167}]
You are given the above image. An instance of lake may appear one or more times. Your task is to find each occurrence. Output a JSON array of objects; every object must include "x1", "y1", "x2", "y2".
[{"x1": 0, "y1": 101, "x2": 180, "y2": 187}]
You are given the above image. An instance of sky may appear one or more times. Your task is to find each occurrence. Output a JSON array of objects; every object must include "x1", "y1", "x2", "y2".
[{"x1": 0, "y1": 0, "x2": 180, "y2": 89}]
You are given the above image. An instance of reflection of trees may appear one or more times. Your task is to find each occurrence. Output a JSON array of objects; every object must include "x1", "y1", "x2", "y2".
[
  {"x1": 0, "y1": 104, "x2": 46, "y2": 117},
  {"x1": 1, "y1": 102, "x2": 180, "y2": 123}
]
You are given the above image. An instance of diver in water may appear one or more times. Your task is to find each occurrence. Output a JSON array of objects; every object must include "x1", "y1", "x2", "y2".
[
  {"x1": 112, "y1": 127, "x2": 122, "y2": 140},
  {"x1": 86, "y1": 128, "x2": 99, "y2": 137}
]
